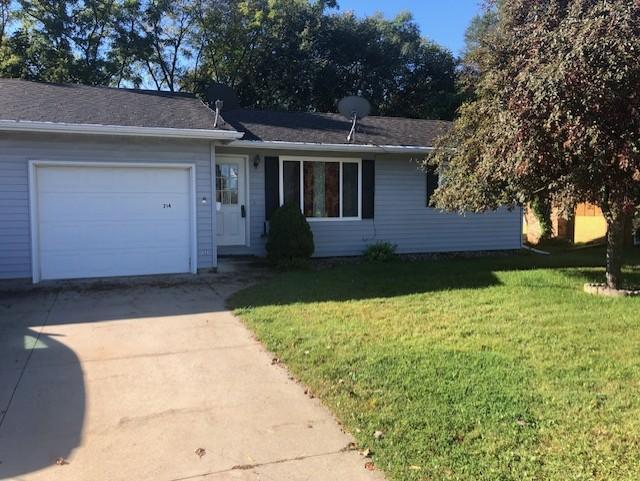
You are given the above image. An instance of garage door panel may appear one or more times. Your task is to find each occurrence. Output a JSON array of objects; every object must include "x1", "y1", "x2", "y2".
[
  {"x1": 39, "y1": 193, "x2": 190, "y2": 222},
  {"x1": 40, "y1": 247, "x2": 191, "y2": 280},
  {"x1": 38, "y1": 167, "x2": 190, "y2": 194},
  {"x1": 39, "y1": 221, "x2": 191, "y2": 251},
  {"x1": 35, "y1": 165, "x2": 194, "y2": 281}
]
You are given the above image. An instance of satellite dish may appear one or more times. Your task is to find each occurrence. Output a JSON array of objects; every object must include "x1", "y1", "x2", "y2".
[
  {"x1": 337, "y1": 96, "x2": 371, "y2": 143},
  {"x1": 338, "y1": 96, "x2": 371, "y2": 120}
]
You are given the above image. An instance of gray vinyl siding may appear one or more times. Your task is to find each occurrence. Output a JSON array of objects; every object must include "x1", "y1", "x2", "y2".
[
  {"x1": 217, "y1": 147, "x2": 522, "y2": 257},
  {"x1": 0, "y1": 132, "x2": 216, "y2": 280},
  {"x1": 0, "y1": 135, "x2": 522, "y2": 281}
]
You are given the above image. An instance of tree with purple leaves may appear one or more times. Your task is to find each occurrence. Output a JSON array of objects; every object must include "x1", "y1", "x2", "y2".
[{"x1": 430, "y1": 0, "x2": 640, "y2": 289}]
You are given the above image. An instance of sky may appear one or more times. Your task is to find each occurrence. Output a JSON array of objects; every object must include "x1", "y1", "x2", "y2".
[{"x1": 336, "y1": 0, "x2": 484, "y2": 55}]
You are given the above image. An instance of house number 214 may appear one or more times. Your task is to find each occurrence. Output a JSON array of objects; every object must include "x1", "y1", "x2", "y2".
[{"x1": 163, "y1": 203, "x2": 172, "y2": 209}]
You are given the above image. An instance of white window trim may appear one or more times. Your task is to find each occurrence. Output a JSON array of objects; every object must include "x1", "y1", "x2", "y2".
[{"x1": 279, "y1": 156, "x2": 362, "y2": 222}]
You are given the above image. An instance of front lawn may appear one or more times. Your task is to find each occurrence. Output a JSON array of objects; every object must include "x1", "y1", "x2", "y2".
[{"x1": 230, "y1": 248, "x2": 640, "y2": 481}]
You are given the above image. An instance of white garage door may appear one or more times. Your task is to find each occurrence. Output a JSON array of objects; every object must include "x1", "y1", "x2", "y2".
[{"x1": 33, "y1": 164, "x2": 194, "y2": 281}]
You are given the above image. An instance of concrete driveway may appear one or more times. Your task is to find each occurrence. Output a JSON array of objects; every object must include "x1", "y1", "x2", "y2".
[{"x1": 0, "y1": 275, "x2": 383, "y2": 481}]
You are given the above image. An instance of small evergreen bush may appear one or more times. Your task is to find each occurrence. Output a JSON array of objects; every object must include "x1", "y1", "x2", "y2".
[
  {"x1": 266, "y1": 203, "x2": 315, "y2": 268},
  {"x1": 363, "y1": 241, "x2": 397, "y2": 262}
]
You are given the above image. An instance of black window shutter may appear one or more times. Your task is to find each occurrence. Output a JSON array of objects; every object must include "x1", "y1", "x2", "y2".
[
  {"x1": 362, "y1": 159, "x2": 375, "y2": 219},
  {"x1": 426, "y1": 167, "x2": 439, "y2": 207},
  {"x1": 264, "y1": 156, "x2": 279, "y2": 220}
]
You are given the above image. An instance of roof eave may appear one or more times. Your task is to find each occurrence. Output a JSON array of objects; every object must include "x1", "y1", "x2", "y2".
[
  {"x1": 227, "y1": 139, "x2": 434, "y2": 154},
  {"x1": 0, "y1": 120, "x2": 244, "y2": 141}
]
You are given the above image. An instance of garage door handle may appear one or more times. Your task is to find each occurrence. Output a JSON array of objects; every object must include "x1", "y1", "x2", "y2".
[{"x1": 241, "y1": 205, "x2": 246, "y2": 218}]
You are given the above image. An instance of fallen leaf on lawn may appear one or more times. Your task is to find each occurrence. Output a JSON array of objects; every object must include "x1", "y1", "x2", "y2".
[
  {"x1": 410, "y1": 465, "x2": 422, "y2": 470},
  {"x1": 195, "y1": 448, "x2": 206, "y2": 458},
  {"x1": 55, "y1": 457, "x2": 67, "y2": 466},
  {"x1": 373, "y1": 430, "x2": 384, "y2": 440},
  {"x1": 361, "y1": 448, "x2": 372, "y2": 457},
  {"x1": 364, "y1": 461, "x2": 376, "y2": 471}
]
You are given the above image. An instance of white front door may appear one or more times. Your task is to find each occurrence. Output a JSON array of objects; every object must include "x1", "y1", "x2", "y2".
[{"x1": 216, "y1": 157, "x2": 246, "y2": 246}]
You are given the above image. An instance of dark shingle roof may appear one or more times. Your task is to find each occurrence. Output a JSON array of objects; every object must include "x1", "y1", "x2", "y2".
[
  {"x1": 0, "y1": 79, "x2": 450, "y2": 146},
  {"x1": 221, "y1": 109, "x2": 450, "y2": 147},
  {"x1": 0, "y1": 78, "x2": 236, "y2": 131}
]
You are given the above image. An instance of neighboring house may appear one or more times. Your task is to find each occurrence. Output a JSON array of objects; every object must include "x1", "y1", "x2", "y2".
[
  {"x1": 524, "y1": 203, "x2": 639, "y2": 246},
  {"x1": 573, "y1": 203, "x2": 608, "y2": 244},
  {"x1": 0, "y1": 79, "x2": 523, "y2": 283}
]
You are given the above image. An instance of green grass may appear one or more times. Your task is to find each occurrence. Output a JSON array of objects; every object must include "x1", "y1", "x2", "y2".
[{"x1": 230, "y1": 247, "x2": 640, "y2": 481}]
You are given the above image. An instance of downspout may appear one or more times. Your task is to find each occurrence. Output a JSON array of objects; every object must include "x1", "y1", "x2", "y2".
[
  {"x1": 520, "y1": 204, "x2": 525, "y2": 249},
  {"x1": 210, "y1": 141, "x2": 218, "y2": 270},
  {"x1": 522, "y1": 245, "x2": 551, "y2": 255},
  {"x1": 213, "y1": 100, "x2": 223, "y2": 129}
]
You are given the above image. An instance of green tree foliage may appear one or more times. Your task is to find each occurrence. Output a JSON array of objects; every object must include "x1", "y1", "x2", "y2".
[
  {"x1": 189, "y1": 2, "x2": 460, "y2": 118},
  {"x1": 457, "y1": 7, "x2": 498, "y2": 99},
  {"x1": 0, "y1": 0, "x2": 461, "y2": 120},
  {"x1": 0, "y1": 1, "x2": 8, "y2": 39},
  {"x1": 314, "y1": 11, "x2": 459, "y2": 119},
  {"x1": 530, "y1": 197, "x2": 553, "y2": 241},
  {"x1": 9, "y1": 0, "x2": 122, "y2": 83},
  {"x1": 187, "y1": 0, "x2": 334, "y2": 111},
  {"x1": 429, "y1": 0, "x2": 640, "y2": 289},
  {"x1": 0, "y1": 0, "x2": 18, "y2": 74},
  {"x1": 139, "y1": 0, "x2": 197, "y2": 91},
  {"x1": 108, "y1": 0, "x2": 148, "y2": 88}
]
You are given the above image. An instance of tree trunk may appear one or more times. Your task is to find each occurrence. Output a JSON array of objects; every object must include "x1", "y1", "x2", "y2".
[{"x1": 605, "y1": 207, "x2": 625, "y2": 290}]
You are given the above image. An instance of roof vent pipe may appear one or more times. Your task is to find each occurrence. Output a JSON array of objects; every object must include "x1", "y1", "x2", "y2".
[
  {"x1": 213, "y1": 99, "x2": 223, "y2": 128},
  {"x1": 347, "y1": 113, "x2": 358, "y2": 143}
]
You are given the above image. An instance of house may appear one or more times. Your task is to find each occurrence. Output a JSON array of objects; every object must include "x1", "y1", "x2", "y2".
[
  {"x1": 524, "y1": 203, "x2": 639, "y2": 246},
  {"x1": 0, "y1": 79, "x2": 523, "y2": 282}
]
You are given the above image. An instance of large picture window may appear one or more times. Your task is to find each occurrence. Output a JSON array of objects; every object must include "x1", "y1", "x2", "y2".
[{"x1": 280, "y1": 157, "x2": 361, "y2": 220}]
